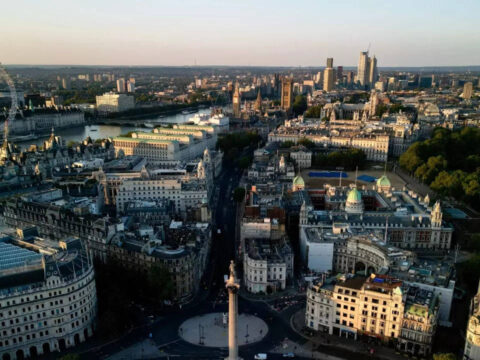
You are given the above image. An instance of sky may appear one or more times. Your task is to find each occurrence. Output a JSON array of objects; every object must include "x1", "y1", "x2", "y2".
[{"x1": 2, "y1": 0, "x2": 480, "y2": 67}]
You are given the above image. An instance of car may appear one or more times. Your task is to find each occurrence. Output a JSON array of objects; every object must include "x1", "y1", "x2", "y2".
[
  {"x1": 254, "y1": 354, "x2": 267, "y2": 360},
  {"x1": 282, "y1": 353, "x2": 295, "y2": 358}
]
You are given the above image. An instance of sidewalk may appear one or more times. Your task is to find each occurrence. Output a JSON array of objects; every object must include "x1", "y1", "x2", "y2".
[{"x1": 290, "y1": 308, "x2": 408, "y2": 360}]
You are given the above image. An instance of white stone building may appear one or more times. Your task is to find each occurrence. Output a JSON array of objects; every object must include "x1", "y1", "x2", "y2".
[
  {"x1": 0, "y1": 237, "x2": 97, "y2": 360},
  {"x1": 243, "y1": 238, "x2": 291, "y2": 294},
  {"x1": 96, "y1": 92, "x2": 135, "y2": 114},
  {"x1": 290, "y1": 150, "x2": 312, "y2": 169}
]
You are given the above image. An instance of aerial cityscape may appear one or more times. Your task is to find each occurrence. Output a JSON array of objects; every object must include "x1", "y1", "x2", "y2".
[{"x1": 1, "y1": 1, "x2": 480, "y2": 360}]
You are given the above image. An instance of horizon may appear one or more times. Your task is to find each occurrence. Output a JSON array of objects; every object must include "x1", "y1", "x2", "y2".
[{"x1": 4, "y1": 64, "x2": 480, "y2": 69}]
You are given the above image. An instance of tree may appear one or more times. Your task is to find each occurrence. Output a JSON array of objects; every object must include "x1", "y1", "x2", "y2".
[
  {"x1": 238, "y1": 156, "x2": 251, "y2": 169},
  {"x1": 297, "y1": 138, "x2": 315, "y2": 149},
  {"x1": 233, "y1": 187, "x2": 246, "y2": 202},
  {"x1": 292, "y1": 95, "x2": 307, "y2": 117},
  {"x1": 279, "y1": 141, "x2": 295, "y2": 149},
  {"x1": 305, "y1": 105, "x2": 322, "y2": 118},
  {"x1": 313, "y1": 149, "x2": 367, "y2": 170},
  {"x1": 375, "y1": 103, "x2": 389, "y2": 117},
  {"x1": 216, "y1": 131, "x2": 261, "y2": 164}
]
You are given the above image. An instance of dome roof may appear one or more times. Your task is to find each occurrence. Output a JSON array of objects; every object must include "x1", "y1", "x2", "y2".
[
  {"x1": 346, "y1": 188, "x2": 362, "y2": 203},
  {"x1": 293, "y1": 175, "x2": 305, "y2": 186},
  {"x1": 376, "y1": 175, "x2": 391, "y2": 187}
]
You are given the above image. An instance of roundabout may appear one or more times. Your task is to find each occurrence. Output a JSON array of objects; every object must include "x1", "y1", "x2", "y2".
[{"x1": 179, "y1": 312, "x2": 268, "y2": 347}]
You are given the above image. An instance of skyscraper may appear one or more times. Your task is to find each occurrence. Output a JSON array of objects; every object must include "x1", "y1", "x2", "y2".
[
  {"x1": 281, "y1": 77, "x2": 293, "y2": 112},
  {"x1": 326, "y1": 57, "x2": 333, "y2": 68},
  {"x1": 232, "y1": 83, "x2": 241, "y2": 118},
  {"x1": 464, "y1": 82, "x2": 473, "y2": 100},
  {"x1": 368, "y1": 56, "x2": 378, "y2": 86},
  {"x1": 347, "y1": 71, "x2": 354, "y2": 85},
  {"x1": 337, "y1": 66, "x2": 343, "y2": 81},
  {"x1": 117, "y1": 78, "x2": 126, "y2": 93},
  {"x1": 323, "y1": 68, "x2": 334, "y2": 92},
  {"x1": 357, "y1": 51, "x2": 369, "y2": 87},
  {"x1": 61, "y1": 77, "x2": 71, "y2": 90}
]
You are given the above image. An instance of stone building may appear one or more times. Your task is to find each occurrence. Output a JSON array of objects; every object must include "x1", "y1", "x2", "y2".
[
  {"x1": 243, "y1": 237, "x2": 293, "y2": 294},
  {"x1": 0, "y1": 235, "x2": 97, "y2": 360},
  {"x1": 306, "y1": 274, "x2": 439, "y2": 356},
  {"x1": 299, "y1": 182, "x2": 453, "y2": 251}
]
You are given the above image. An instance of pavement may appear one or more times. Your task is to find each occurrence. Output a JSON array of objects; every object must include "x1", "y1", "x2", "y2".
[
  {"x1": 179, "y1": 312, "x2": 268, "y2": 347},
  {"x1": 106, "y1": 339, "x2": 165, "y2": 360}
]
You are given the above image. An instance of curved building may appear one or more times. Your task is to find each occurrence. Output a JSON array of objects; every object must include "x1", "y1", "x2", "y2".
[{"x1": 0, "y1": 237, "x2": 97, "y2": 360}]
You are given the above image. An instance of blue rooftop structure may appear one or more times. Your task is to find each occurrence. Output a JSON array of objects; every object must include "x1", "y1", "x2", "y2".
[{"x1": 0, "y1": 241, "x2": 42, "y2": 271}]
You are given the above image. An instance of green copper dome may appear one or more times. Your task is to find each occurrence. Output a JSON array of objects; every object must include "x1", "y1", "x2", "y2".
[
  {"x1": 346, "y1": 188, "x2": 362, "y2": 203},
  {"x1": 293, "y1": 175, "x2": 305, "y2": 186},
  {"x1": 376, "y1": 175, "x2": 391, "y2": 188}
]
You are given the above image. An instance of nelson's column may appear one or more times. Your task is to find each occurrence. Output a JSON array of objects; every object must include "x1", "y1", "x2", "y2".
[{"x1": 226, "y1": 260, "x2": 241, "y2": 360}]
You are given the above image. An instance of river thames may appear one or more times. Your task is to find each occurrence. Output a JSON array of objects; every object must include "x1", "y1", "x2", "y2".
[{"x1": 15, "y1": 108, "x2": 212, "y2": 149}]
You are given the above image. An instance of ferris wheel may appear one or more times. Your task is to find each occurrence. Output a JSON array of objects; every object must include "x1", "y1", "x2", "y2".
[{"x1": 0, "y1": 62, "x2": 18, "y2": 140}]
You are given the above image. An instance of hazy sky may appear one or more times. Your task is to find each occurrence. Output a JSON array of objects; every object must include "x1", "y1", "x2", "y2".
[{"x1": 3, "y1": 0, "x2": 479, "y2": 66}]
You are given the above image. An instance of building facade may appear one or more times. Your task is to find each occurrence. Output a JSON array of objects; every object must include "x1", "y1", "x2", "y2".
[
  {"x1": 96, "y1": 92, "x2": 134, "y2": 114},
  {"x1": 281, "y1": 78, "x2": 293, "y2": 112},
  {"x1": 243, "y1": 237, "x2": 293, "y2": 294},
  {"x1": 0, "y1": 237, "x2": 97, "y2": 360},
  {"x1": 306, "y1": 275, "x2": 439, "y2": 356},
  {"x1": 464, "y1": 282, "x2": 480, "y2": 360}
]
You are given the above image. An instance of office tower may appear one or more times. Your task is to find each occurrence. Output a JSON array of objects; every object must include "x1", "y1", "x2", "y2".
[
  {"x1": 232, "y1": 83, "x2": 241, "y2": 118},
  {"x1": 375, "y1": 81, "x2": 385, "y2": 92},
  {"x1": 323, "y1": 68, "x2": 334, "y2": 92},
  {"x1": 61, "y1": 77, "x2": 70, "y2": 90},
  {"x1": 127, "y1": 81, "x2": 135, "y2": 93},
  {"x1": 326, "y1": 58, "x2": 334, "y2": 68},
  {"x1": 129, "y1": 77, "x2": 136, "y2": 84},
  {"x1": 464, "y1": 82, "x2": 473, "y2": 99},
  {"x1": 419, "y1": 76, "x2": 433, "y2": 88},
  {"x1": 117, "y1": 78, "x2": 126, "y2": 93},
  {"x1": 357, "y1": 51, "x2": 369, "y2": 87},
  {"x1": 315, "y1": 71, "x2": 322, "y2": 84},
  {"x1": 337, "y1": 66, "x2": 343, "y2": 81},
  {"x1": 368, "y1": 56, "x2": 378, "y2": 86},
  {"x1": 347, "y1": 71, "x2": 354, "y2": 85},
  {"x1": 281, "y1": 77, "x2": 293, "y2": 112}
]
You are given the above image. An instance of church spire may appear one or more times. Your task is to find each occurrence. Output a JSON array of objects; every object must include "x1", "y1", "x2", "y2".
[{"x1": 254, "y1": 89, "x2": 262, "y2": 111}]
